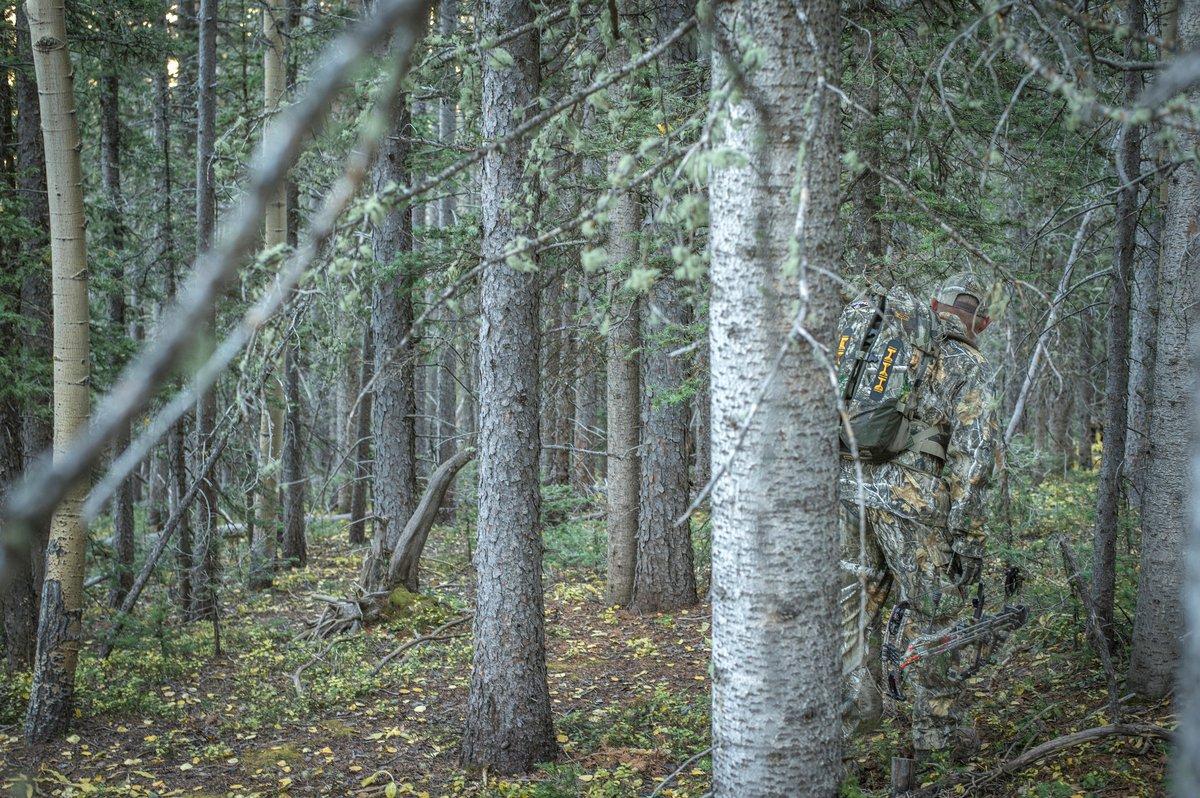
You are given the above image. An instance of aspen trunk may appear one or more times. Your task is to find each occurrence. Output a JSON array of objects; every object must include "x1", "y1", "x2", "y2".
[
  {"x1": 709, "y1": 0, "x2": 842, "y2": 793},
  {"x1": 23, "y1": 0, "x2": 94, "y2": 744},
  {"x1": 461, "y1": 0, "x2": 556, "y2": 771}
]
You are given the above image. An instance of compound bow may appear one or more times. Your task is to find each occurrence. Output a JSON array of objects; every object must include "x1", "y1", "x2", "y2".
[{"x1": 881, "y1": 566, "x2": 1028, "y2": 702}]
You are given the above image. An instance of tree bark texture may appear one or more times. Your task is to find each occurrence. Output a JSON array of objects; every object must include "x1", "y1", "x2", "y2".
[
  {"x1": 191, "y1": 0, "x2": 221, "y2": 621},
  {"x1": 23, "y1": 0, "x2": 94, "y2": 744},
  {"x1": 249, "y1": 0, "x2": 289, "y2": 590},
  {"x1": 349, "y1": 326, "x2": 375, "y2": 545},
  {"x1": 365, "y1": 89, "x2": 418, "y2": 592},
  {"x1": 1128, "y1": 0, "x2": 1197, "y2": 698},
  {"x1": 281, "y1": 338, "x2": 308, "y2": 567},
  {"x1": 1091, "y1": 0, "x2": 1141, "y2": 640},
  {"x1": 709, "y1": 1, "x2": 842, "y2": 794},
  {"x1": 632, "y1": 0, "x2": 696, "y2": 614},
  {"x1": 604, "y1": 158, "x2": 642, "y2": 608},
  {"x1": 461, "y1": 0, "x2": 556, "y2": 772}
]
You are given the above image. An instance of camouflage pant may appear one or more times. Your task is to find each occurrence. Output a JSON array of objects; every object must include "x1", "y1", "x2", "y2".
[{"x1": 839, "y1": 502, "x2": 974, "y2": 753}]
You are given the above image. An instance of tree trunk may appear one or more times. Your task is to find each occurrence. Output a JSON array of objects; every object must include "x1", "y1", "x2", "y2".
[
  {"x1": 280, "y1": 66, "x2": 307, "y2": 568},
  {"x1": 1091, "y1": 0, "x2": 1142, "y2": 641},
  {"x1": 250, "y1": 0, "x2": 289, "y2": 590},
  {"x1": 572, "y1": 274, "x2": 600, "y2": 494},
  {"x1": 1173, "y1": 189, "x2": 1200, "y2": 797},
  {"x1": 604, "y1": 150, "x2": 642, "y2": 608},
  {"x1": 694, "y1": 337, "x2": 711, "y2": 492},
  {"x1": 0, "y1": 68, "x2": 28, "y2": 666},
  {"x1": 5, "y1": 4, "x2": 48, "y2": 671},
  {"x1": 1128, "y1": 0, "x2": 1197, "y2": 697},
  {"x1": 709, "y1": 1, "x2": 842, "y2": 794},
  {"x1": 632, "y1": 0, "x2": 696, "y2": 614},
  {"x1": 850, "y1": 6, "x2": 884, "y2": 279},
  {"x1": 190, "y1": 0, "x2": 221, "y2": 621},
  {"x1": 98, "y1": 68, "x2": 136, "y2": 608},
  {"x1": 349, "y1": 325, "x2": 374, "y2": 545},
  {"x1": 461, "y1": 0, "x2": 556, "y2": 772},
  {"x1": 1076, "y1": 306, "x2": 1097, "y2": 467},
  {"x1": 1127, "y1": 181, "x2": 1162, "y2": 502},
  {"x1": 338, "y1": 340, "x2": 360, "y2": 515},
  {"x1": 12, "y1": 2, "x2": 51, "y2": 668},
  {"x1": 364, "y1": 86, "x2": 418, "y2": 591},
  {"x1": 435, "y1": 2, "x2": 459, "y2": 518},
  {"x1": 23, "y1": 0, "x2": 94, "y2": 744},
  {"x1": 281, "y1": 340, "x2": 308, "y2": 567}
]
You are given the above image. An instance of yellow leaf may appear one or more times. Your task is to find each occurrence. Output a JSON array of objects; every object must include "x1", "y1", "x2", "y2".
[{"x1": 385, "y1": 784, "x2": 398, "y2": 798}]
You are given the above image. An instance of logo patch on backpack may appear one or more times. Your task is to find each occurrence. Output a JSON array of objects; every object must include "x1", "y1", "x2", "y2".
[{"x1": 872, "y1": 339, "x2": 904, "y2": 397}]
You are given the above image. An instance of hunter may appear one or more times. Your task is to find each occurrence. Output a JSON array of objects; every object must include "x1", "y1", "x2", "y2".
[{"x1": 837, "y1": 272, "x2": 1000, "y2": 764}]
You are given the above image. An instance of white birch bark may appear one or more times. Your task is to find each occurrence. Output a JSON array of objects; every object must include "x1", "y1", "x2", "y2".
[
  {"x1": 22, "y1": 0, "x2": 93, "y2": 744},
  {"x1": 709, "y1": 1, "x2": 842, "y2": 793}
]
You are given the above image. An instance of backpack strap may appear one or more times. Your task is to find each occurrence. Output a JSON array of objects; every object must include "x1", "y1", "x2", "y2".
[{"x1": 907, "y1": 421, "x2": 948, "y2": 461}]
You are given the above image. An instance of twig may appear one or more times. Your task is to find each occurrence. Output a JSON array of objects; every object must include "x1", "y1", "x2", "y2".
[
  {"x1": 646, "y1": 746, "x2": 712, "y2": 798},
  {"x1": 916, "y1": 723, "x2": 1172, "y2": 796},
  {"x1": 292, "y1": 635, "x2": 360, "y2": 697},
  {"x1": 370, "y1": 613, "x2": 472, "y2": 676}
]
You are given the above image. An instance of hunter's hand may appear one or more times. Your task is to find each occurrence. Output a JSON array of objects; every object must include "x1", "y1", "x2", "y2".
[{"x1": 948, "y1": 551, "x2": 982, "y2": 587}]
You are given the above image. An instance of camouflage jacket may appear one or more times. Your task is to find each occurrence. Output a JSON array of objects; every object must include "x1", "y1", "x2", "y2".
[{"x1": 838, "y1": 312, "x2": 999, "y2": 559}]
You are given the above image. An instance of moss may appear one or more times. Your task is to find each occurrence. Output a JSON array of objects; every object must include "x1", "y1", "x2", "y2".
[
  {"x1": 318, "y1": 718, "x2": 356, "y2": 738},
  {"x1": 383, "y1": 586, "x2": 435, "y2": 618},
  {"x1": 241, "y1": 743, "x2": 304, "y2": 773}
]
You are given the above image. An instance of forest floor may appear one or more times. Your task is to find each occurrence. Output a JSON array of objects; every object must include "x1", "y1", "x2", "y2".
[{"x1": 0, "y1": 472, "x2": 1174, "y2": 797}]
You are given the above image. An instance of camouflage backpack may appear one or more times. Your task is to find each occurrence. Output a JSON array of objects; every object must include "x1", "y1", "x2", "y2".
[{"x1": 834, "y1": 288, "x2": 946, "y2": 463}]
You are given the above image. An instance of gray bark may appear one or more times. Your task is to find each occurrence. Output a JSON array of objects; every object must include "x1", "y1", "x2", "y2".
[
  {"x1": 1092, "y1": 0, "x2": 1142, "y2": 639},
  {"x1": 1173, "y1": 172, "x2": 1200, "y2": 797},
  {"x1": 709, "y1": 0, "x2": 842, "y2": 794},
  {"x1": 349, "y1": 326, "x2": 374, "y2": 545},
  {"x1": 98, "y1": 68, "x2": 135, "y2": 608},
  {"x1": 461, "y1": 0, "x2": 555, "y2": 771},
  {"x1": 572, "y1": 276, "x2": 602, "y2": 494},
  {"x1": 435, "y1": 0, "x2": 459, "y2": 518},
  {"x1": 365, "y1": 89, "x2": 418, "y2": 591},
  {"x1": 632, "y1": 0, "x2": 696, "y2": 614},
  {"x1": 1128, "y1": 0, "x2": 1198, "y2": 697},
  {"x1": 190, "y1": 0, "x2": 221, "y2": 620},
  {"x1": 604, "y1": 169, "x2": 642, "y2": 607},
  {"x1": 1127, "y1": 188, "x2": 1162, "y2": 501},
  {"x1": 281, "y1": 339, "x2": 307, "y2": 567}
]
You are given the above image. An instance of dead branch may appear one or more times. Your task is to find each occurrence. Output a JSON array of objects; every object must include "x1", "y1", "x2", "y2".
[{"x1": 370, "y1": 613, "x2": 472, "y2": 676}]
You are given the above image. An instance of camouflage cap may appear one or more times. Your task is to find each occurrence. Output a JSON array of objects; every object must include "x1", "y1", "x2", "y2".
[{"x1": 934, "y1": 271, "x2": 990, "y2": 315}]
